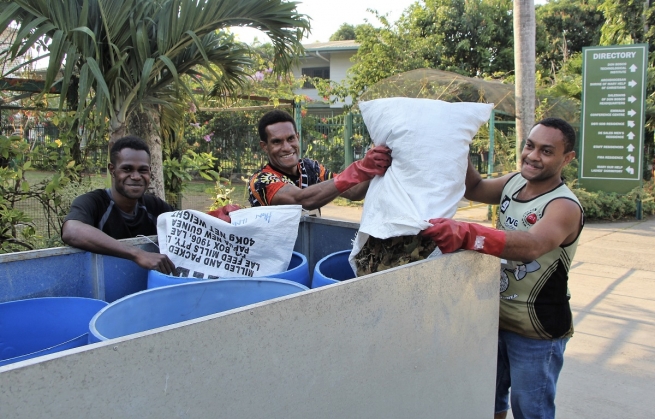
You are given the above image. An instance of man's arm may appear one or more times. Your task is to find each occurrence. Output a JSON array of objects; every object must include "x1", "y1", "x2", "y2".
[
  {"x1": 464, "y1": 159, "x2": 513, "y2": 205},
  {"x1": 339, "y1": 180, "x2": 369, "y2": 201},
  {"x1": 269, "y1": 179, "x2": 345, "y2": 210},
  {"x1": 61, "y1": 220, "x2": 175, "y2": 274},
  {"x1": 422, "y1": 198, "x2": 582, "y2": 263},
  {"x1": 268, "y1": 146, "x2": 390, "y2": 210},
  {"x1": 499, "y1": 199, "x2": 581, "y2": 261}
]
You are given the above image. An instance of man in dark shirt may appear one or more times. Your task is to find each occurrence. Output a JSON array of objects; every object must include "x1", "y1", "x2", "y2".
[
  {"x1": 62, "y1": 136, "x2": 175, "y2": 274},
  {"x1": 249, "y1": 110, "x2": 391, "y2": 209}
]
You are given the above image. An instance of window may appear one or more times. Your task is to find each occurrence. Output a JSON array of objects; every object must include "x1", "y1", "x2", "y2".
[{"x1": 302, "y1": 67, "x2": 330, "y2": 88}]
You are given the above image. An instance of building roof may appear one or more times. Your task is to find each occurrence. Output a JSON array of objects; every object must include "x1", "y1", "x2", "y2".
[{"x1": 303, "y1": 40, "x2": 360, "y2": 53}]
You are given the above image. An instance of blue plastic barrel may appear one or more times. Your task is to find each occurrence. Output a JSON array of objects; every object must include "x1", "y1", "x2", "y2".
[
  {"x1": 263, "y1": 252, "x2": 310, "y2": 287},
  {"x1": 89, "y1": 278, "x2": 308, "y2": 342},
  {"x1": 311, "y1": 250, "x2": 356, "y2": 288},
  {"x1": 147, "y1": 252, "x2": 310, "y2": 289},
  {"x1": 0, "y1": 297, "x2": 108, "y2": 366}
]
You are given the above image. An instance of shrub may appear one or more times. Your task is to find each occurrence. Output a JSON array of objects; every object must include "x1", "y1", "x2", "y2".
[{"x1": 570, "y1": 180, "x2": 655, "y2": 221}]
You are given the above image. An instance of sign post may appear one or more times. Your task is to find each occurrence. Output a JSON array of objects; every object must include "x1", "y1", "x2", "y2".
[{"x1": 579, "y1": 44, "x2": 648, "y2": 193}]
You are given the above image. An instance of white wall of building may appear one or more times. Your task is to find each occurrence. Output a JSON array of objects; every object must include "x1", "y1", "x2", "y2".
[{"x1": 292, "y1": 49, "x2": 357, "y2": 108}]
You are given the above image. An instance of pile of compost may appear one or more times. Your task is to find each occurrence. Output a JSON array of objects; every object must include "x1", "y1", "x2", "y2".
[{"x1": 355, "y1": 235, "x2": 437, "y2": 276}]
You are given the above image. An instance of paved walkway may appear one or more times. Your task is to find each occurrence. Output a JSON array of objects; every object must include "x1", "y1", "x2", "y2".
[{"x1": 320, "y1": 202, "x2": 655, "y2": 418}]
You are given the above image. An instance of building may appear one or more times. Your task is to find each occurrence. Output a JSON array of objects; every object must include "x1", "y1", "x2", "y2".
[{"x1": 291, "y1": 40, "x2": 359, "y2": 109}]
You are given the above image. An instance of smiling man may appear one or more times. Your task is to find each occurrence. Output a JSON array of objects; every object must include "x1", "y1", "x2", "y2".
[
  {"x1": 248, "y1": 110, "x2": 391, "y2": 210},
  {"x1": 420, "y1": 118, "x2": 583, "y2": 419},
  {"x1": 61, "y1": 136, "x2": 175, "y2": 274}
]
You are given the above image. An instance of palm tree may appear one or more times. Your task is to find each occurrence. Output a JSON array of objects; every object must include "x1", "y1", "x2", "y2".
[
  {"x1": 0, "y1": 0, "x2": 309, "y2": 198},
  {"x1": 513, "y1": 0, "x2": 535, "y2": 171}
]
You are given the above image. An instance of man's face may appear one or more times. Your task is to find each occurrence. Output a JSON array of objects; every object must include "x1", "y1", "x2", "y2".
[
  {"x1": 109, "y1": 148, "x2": 151, "y2": 200},
  {"x1": 520, "y1": 124, "x2": 575, "y2": 182},
  {"x1": 260, "y1": 121, "x2": 300, "y2": 176}
]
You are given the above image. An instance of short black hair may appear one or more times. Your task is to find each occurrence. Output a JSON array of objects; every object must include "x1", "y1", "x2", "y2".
[
  {"x1": 258, "y1": 110, "x2": 296, "y2": 143},
  {"x1": 534, "y1": 117, "x2": 576, "y2": 153},
  {"x1": 110, "y1": 136, "x2": 151, "y2": 165}
]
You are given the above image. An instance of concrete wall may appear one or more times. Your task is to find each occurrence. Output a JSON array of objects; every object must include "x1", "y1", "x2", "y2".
[{"x1": 0, "y1": 250, "x2": 499, "y2": 418}]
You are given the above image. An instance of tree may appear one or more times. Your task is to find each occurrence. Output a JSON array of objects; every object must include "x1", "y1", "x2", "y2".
[
  {"x1": 514, "y1": 0, "x2": 535, "y2": 171},
  {"x1": 330, "y1": 23, "x2": 357, "y2": 41},
  {"x1": 0, "y1": 0, "x2": 309, "y2": 199},
  {"x1": 535, "y1": 0, "x2": 604, "y2": 78},
  {"x1": 404, "y1": 0, "x2": 514, "y2": 77},
  {"x1": 315, "y1": 0, "x2": 514, "y2": 105},
  {"x1": 599, "y1": 0, "x2": 648, "y2": 45}
]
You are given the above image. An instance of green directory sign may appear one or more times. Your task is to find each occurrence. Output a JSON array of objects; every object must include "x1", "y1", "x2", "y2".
[{"x1": 580, "y1": 44, "x2": 648, "y2": 193}]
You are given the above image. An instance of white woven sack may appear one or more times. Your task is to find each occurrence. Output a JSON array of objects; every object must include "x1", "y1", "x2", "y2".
[
  {"x1": 350, "y1": 98, "x2": 493, "y2": 272},
  {"x1": 157, "y1": 205, "x2": 301, "y2": 279}
]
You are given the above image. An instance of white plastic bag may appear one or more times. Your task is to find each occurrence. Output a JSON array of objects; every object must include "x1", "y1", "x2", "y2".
[
  {"x1": 350, "y1": 98, "x2": 493, "y2": 272},
  {"x1": 157, "y1": 205, "x2": 301, "y2": 279}
]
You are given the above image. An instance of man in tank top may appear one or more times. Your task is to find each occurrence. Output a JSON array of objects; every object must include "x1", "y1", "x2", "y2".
[{"x1": 421, "y1": 118, "x2": 583, "y2": 419}]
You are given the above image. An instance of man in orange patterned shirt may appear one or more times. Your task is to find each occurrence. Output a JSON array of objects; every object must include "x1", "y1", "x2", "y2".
[{"x1": 249, "y1": 110, "x2": 391, "y2": 210}]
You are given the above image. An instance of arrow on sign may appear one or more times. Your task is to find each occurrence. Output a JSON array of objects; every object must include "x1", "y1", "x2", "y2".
[
  {"x1": 628, "y1": 109, "x2": 637, "y2": 117},
  {"x1": 627, "y1": 120, "x2": 635, "y2": 128},
  {"x1": 628, "y1": 80, "x2": 638, "y2": 87},
  {"x1": 627, "y1": 144, "x2": 635, "y2": 152},
  {"x1": 626, "y1": 155, "x2": 635, "y2": 163},
  {"x1": 627, "y1": 132, "x2": 636, "y2": 140},
  {"x1": 626, "y1": 167, "x2": 635, "y2": 175},
  {"x1": 628, "y1": 96, "x2": 637, "y2": 103},
  {"x1": 630, "y1": 64, "x2": 638, "y2": 72}
]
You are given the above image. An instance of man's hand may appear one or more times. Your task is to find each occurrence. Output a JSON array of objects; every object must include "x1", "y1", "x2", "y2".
[
  {"x1": 133, "y1": 249, "x2": 176, "y2": 274},
  {"x1": 334, "y1": 146, "x2": 392, "y2": 192},
  {"x1": 421, "y1": 218, "x2": 506, "y2": 257},
  {"x1": 207, "y1": 204, "x2": 242, "y2": 223}
]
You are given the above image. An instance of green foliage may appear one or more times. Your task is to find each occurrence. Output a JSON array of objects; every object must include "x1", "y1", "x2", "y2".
[
  {"x1": 535, "y1": 0, "x2": 603, "y2": 77},
  {"x1": 163, "y1": 150, "x2": 220, "y2": 208},
  {"x1": 561, "y1": 158, "x2": 579, "y2": 183},
  {"x1": 571, "y1": 180, "x2": 655, "y2": 221},
  {"x1": 1, "y1": 0, "x2": 310, "y2": 129},
  {"x1": 208, "y1": 180, "x2": 236, "y2": 210},
  {"x1": 471, "y1": 123, "x2": 516, "y2": 173},
  {"x1": 185, "y1": 109, "x2": 267, "y2": 177},
  {"x1": 0, "y1": 135, "x2": 37, "y2": 252},
  {"x1": 318, "y1": 0, "x2": 514, "y2": 104},
  {"x1": 301, "y1": 114, "x2": 352, "y2": 173},
  {"x1": 329, "y1": 23, "x2": 358, "y2": 41},
  {"x1": 0, "y1": 133, "x2": 84, "y2": 252},
  {"x1": 2, "y1": 0, "x2": 311, "y2": 201},
  {"x1": 599, "y1": 0, "x2": 647, "y2": 45}
]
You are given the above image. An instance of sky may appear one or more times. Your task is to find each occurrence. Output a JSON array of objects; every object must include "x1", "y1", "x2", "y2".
[{"x1": 231, "y1": 0, "x2": 549, "y2": 45}]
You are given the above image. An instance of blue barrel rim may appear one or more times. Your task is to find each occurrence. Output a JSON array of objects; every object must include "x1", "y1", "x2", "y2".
[
  {"x1": 0, "y1": 296, "x2": 107, "y2": 306},
  {"x1": 89, "y1": 277, "x2": 309, "y2": 342},
  {"x1": 0, "y1": 297, "x2": 108, "y2": 366},
  {"x1": 0, "y1": 334, "x2": 90, "y2": 366},
  {"x1": 148, "y1": 251, "x2": 310, "y2": 289}
]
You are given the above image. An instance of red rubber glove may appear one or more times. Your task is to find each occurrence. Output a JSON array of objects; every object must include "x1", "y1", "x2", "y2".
[
  {"x1": 421, "y1": 218, "x2": 506, "y2": 257},
  {"x1": 333, "y1": 145, "x2": 392, "y2": 193},
  {"x1": 207, "y1": 204, "x2": 241, "y2": 223}
]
